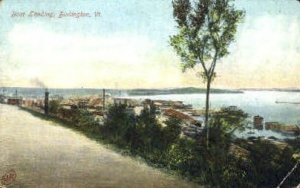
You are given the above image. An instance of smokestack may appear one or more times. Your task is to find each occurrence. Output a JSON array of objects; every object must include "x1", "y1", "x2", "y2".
[
  {"x1": 15, "y1": 90, "x2": 20, "y2": 106},
  {"x1": 44, "y1": 89, "x2": 49, "y2": 115},
  {"x1": 102, "y1": 89, "x2": 105, "y2": 112}
]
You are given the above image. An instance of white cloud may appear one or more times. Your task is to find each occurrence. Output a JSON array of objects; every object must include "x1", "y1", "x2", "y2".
[
  {"x1": 215, "y1": 14, "x2": 300, "y2": 88},
  {"x1": 4, "y1": 24, "x2": 184, "y2": 88},
  {"x1": 2, "y1": 12, "x2": 300, "y2": 89},
  {"x1": 8, "y1": 24, "x2": 155, "y2": 66}
]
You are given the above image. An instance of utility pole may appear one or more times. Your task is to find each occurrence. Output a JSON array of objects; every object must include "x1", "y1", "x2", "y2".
[
  {"x1": 102, "y1": 88, "x2": 105, "y2": 112},
  {"x1": 44, "y1": 89, "x2": 49, "y2": 115}
]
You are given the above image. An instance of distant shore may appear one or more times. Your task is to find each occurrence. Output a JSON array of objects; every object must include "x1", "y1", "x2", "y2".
[
  {"x1": 0, "y1": 87, "x2": 243, "y2": 97},
  {"x1": 3, "y1": 86, "x2": 300, "y2": 98},
  {"x1": 241, "y1": 88, "x2": 300, "y2": 92},
  {"x1": 126, "y1": 87, "x2": 243, "y2": 96}
]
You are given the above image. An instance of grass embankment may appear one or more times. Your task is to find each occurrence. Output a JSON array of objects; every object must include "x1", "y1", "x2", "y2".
[
  {"x1": 19, "y1": 106, "x2": 134, "y2": 156},
  {"x1": 19, "y1": 104, "x2": 300, "y2": 187}
]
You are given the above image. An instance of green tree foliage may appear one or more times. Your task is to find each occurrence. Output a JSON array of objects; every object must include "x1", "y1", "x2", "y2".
[
  {"x1": 102, "y1": 103, "x2": 183, "y2": 163},
  {"x1": 49, "y1": 100, "x2": 60, "y2": 114},
  {"x1": 167, "y1": 139, "x2": 205, "y2": 178},
  {"x1": 71, "y1": 109, "x2": 98, "y2": 127},
  {"x1": 103, "y1": 103, "x2": 136, "y2": 145},
  {"x1": 286, "y1": 138, "x2": 300, "y2": 150},
  {"x1": 195, "y1": 106, "x2": 248, "y2": 158},
  {"x1": 211, "y1": 107, "x2": 248, "y2": 134},
  {"x1": 163, "y1": 118, "x2": 182, "y2": 146},
  {"x1": 53, "y1": 102, "x2": 299, "y2": 187},
  {"x1": 239, "y1": 139, "x2": 300, "y2": 187},
  {"x1": 170, "y1": 0, "x2": 244, "y2": 147},
  {"x1": 136, "y1": 102, "x2": 164, "y2": 153},
  {"x1": 100, "y1": 104, "x2": 300, "y2": 187}
]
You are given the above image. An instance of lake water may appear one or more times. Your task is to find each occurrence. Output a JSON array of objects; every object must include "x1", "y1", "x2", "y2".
[
  {"x1": 127, "y1": 91, "x2": 300, "y2": 125},
  {"x1": 127, "y1": 91, "x2": 300, "y2": 139},
  {"x1": 0, "y1": 104, "x2": 199, "y2": 188}
]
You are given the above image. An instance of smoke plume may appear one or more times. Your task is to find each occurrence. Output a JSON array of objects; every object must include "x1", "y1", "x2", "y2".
[{"x1": 30, "y1": 78, "x2": 47, "y2": 88}]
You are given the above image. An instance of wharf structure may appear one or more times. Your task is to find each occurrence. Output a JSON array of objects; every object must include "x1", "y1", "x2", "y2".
[{"x1": 253, "y1": 116, "x2": 299, "y2": 136}]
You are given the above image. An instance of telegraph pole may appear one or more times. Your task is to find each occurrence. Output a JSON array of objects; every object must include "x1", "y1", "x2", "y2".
[{"x1": 102, "y1": 88, "x2": 105, "y2": 112}]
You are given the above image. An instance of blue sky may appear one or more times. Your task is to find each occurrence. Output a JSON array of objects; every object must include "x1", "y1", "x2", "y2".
[
  {"x1": 0, "y1": 0, "x2": 176, "y2": 48},
  {"x1": 0, "y1": 0, "x2": 299, "y2": 88}
]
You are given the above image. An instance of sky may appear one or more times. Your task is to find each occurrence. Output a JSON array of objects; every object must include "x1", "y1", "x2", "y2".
[{"x1": 0, "y1": 0, "x2": 299, "y2": 89}]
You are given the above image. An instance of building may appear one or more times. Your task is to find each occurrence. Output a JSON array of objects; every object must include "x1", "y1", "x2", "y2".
[
  {"x1": 113, "y1": 98, "x2": 140, "y2": 107},
  {"x1": 253, "y1": 115, "x2": 264, "y2": 130},
  {"x1": 0, "y1": 95, "x2": 6, "y2": 103},
  {"x1": 7, "y1": 97, "x2": 22, "y2": 106},
  {"x1": 163, "y1": 108, "x2": 202, "y2": 127},
  {"x1": 78, "y1": 99, "x2": 88, "y2": 109},
  {"x1": 227, "y1": 106, "x2": 238, "y2": 111}
]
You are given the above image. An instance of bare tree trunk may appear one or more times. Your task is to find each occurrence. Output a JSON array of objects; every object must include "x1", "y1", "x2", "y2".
[{"x1": 205, "y1": 79, "x2": 211, "y2": 148}]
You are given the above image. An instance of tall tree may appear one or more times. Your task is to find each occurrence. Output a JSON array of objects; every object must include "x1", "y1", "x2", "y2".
[{"x1": 170, "y1": 0, "x2": 244, "y2": 147}]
